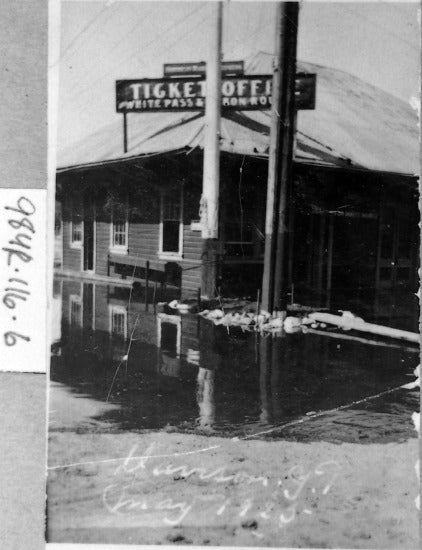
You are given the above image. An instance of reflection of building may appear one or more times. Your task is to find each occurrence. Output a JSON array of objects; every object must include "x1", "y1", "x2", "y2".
[
  {"x1": 51, "y1": 280, "x2": 63, "y2": 355},
  {"x1": 60, "y1": 281, "x2": 205, "y2": 371},
  {"x1": 157, "y1": 314, "x2": 181, "y2": 377},
  {"x1": 58, "y1": 279, "x2": 218, "y2": 426},
  {"x1": 109, "y1": 304, "x2": 128, "y2": 339},
  {"x1": 56, "y1": 55, "x2": 419, "y2": 322},
  {"x1": 56, "y1": 278, "x2": 417, "y2": 431}
]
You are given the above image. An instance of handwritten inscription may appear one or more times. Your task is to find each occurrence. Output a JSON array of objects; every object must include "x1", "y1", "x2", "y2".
[
  {"x1": 1, "y1": 196, "x2": 35, "y2": 346},
  {"x1": 102, "y1": 443, "x2": 340, "y2": 530}
]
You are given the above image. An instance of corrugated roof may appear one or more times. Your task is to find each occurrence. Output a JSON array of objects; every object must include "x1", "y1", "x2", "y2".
[{"x1": 57, "y1": 53, "x2": 419, "y2": 176}]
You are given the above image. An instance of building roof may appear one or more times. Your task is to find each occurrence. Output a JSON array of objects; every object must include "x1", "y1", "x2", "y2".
[{"x1": 57, "y1": 52, "x2": 419, "y2": 176}]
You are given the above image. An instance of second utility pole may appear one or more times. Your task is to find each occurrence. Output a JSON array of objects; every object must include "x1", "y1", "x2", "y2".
[
  {"x1": 200, "y1": 1, "x2": 223, "y2": 299},
  {"x1": 261, "y1": 1, "x2": 299, "y2": 315}
]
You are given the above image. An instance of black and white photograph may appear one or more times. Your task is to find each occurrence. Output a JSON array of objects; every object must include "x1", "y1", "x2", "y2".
[{"x1": 47, "y1": 1, "x2": 420, "y2": 547}]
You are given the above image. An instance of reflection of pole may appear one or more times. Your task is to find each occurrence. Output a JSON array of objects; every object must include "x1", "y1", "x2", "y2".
[
  {"x1": 51, "y1": 290, "x2": 63, "y2": 349},
  {"x1": 200, "y1": 1, "x2": 222, "y2": 299},
  {"x1": 196, "y1": 367, "x2": 215, "y2": 427},
  {"x1": 259, "y1": 336, "x2": 271, "y2": 423},
  {"x1": 270, "y1": 335, "x2": 283, "y2": 420}
]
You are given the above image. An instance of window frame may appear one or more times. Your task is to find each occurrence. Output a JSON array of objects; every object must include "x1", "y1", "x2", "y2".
[
  {"x1": 158, "y1": 186, "x2": 184, "y2": 259},
  {"x1": 156, "y1": 313, "x2": 181, "y2": 358},
  {"x1": 69, "y1": 197, "x2": 83, "y2": 249},
  {"x1": 109, "y1": 196, "x2": 129, "y2": 255}
]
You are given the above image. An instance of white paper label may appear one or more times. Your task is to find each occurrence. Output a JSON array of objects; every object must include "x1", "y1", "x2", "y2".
[{"x1": 0, "y1": 189, "x2": 48, "y2": 372}]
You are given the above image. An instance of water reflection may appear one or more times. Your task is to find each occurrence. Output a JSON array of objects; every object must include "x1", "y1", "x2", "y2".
[
  {"x1": 50, "y1": 279, "x2": 419, "y2": 442},
  {"x1": 196, "y1": 368, "x2": 216, "y2": 429}
]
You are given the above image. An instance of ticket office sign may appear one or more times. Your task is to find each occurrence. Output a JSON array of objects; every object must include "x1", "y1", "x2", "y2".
[{"x1": 116, "y1": 74, "x2": 316, "y2": 113}]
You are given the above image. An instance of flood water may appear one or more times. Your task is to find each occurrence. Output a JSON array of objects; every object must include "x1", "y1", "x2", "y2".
[{"x1": 50, "y1": 278, "x2": 419, "y2": 443}]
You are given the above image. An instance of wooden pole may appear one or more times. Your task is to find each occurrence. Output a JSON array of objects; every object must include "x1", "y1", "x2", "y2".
[
  {"x1": 306, "y1": 214, "x2": 314, "y2": 294},
  {"x1": 153, "y1": 280, "x2": 157, "y2": 308},
  {"x1": 326, "y1": 215, "x2": 334, "y2": 308},
  {"x1": 200, "y1": 1, "x2": 222, "y2": 300},
  {"x1": 261, "y1": 2, "x2": 299, "y2": 314},
  {"x1": 123, "y1": 110, "x2": 128, "y2": 153},
  {"x1": 272, "y1": 1, "x2": 299, "y2": 315},
  {"x1": 287, "y1": 201, "x2": 295, "y2": 291},
  {"x1": 145, "y1": 260, "x2": 150, "y2": 311},
  {"x1": 316, "y1": 214, "x2": 326, "y2": 298},
  {"x1": 261, "y1": 2, "x2": 286, "y2": 313}
]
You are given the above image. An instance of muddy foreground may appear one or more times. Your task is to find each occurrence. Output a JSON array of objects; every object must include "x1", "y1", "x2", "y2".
[{"x1": 47, "y1": 425, "x2": 419, "y2": 548}]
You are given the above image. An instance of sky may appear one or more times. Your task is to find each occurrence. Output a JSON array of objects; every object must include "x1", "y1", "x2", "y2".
[{"x1": 56, "y1": 1, "x2": 421, "y2": 150}]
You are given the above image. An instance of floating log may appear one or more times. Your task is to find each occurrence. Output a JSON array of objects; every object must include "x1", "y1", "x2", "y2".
[
  {"x1": 302, "y1": 326, "x2": 419, "y2": 353},
  {"x1": 308, "y1": 312, "x2": 420, "y2": 344}
]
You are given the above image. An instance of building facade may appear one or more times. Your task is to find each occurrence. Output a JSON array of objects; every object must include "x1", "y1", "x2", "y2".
[{"x1": 57, "y1": 149, "x2": 419, "y2": 328}]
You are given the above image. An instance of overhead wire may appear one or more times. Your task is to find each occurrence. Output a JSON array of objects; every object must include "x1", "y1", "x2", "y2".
[
  {"x1": 63, "y1": 3, "x2": 208, "y2": 106},
  {"x1": 58, "y1": 1, "x2": 115, "y2": 63},
  {"x1": 223, "y1": 7, "x2": 275, "y2": 62},
  {"x1": 62, "y1": 2, "x2": 271, "y2": 127},
  {"x1": 65, "y1": 4, "x2": 158, "y2": 88},
  {"x1": 62, "y1": 7, "x2": 212, "y2": 123}
]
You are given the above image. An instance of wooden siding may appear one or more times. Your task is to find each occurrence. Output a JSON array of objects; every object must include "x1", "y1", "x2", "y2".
[
  {"x1": 181, "y1": 263, "x2": 202, "y2": 298},
  {"x1": 128, "y1": 223, "x2": 160, "y2": 260},
  {"x1": 62, "y1": 221, "x2": 81, "y2": 272},
  {"x1": 60, "y1": 194, "x2": 205, "y2": 298},
  {"x1": 182, "y1": 225, "x2": 202, "y2": 261},
  {"x1": 181, "y1": 226, "x2": 202, "y2": 297}
]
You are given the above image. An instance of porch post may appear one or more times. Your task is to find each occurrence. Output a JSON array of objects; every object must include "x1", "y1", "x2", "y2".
[{"x1": 200, "y1": 1, "x2": 222, "y2": 300}]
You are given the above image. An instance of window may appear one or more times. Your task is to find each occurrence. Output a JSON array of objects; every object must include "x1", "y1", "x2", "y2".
[
  {"x1": 110, "y1": 201, "x2": 128, "y2": 254},
  {"x1": 160, "y1": 189, "x2": 183, "y2": 256},
  {"x1": 70, "y1": 197, "x2": 83, "y2": 247},
  {"x1": 112, "y1": 221, "x2": 127, "y2": 248},
  {"x1": 71, "y1": 221, "x2": 83, "y2": 243},
  {"x1": 109, "y1": 305, "x2": 128, "y2": 338}
]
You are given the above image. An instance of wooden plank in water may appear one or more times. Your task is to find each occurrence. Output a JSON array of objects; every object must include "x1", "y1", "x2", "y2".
[{"x1": 309, "y1": 312, "x2": 420, "y2": 344}]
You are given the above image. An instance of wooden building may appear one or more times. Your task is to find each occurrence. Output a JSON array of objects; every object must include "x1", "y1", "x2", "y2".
[{"x1": 56, "y1": 55, "x2": 419, "y2": 322}]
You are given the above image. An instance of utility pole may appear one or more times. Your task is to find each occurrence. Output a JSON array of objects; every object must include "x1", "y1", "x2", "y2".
[
  {"x1": 261, "y1": 2, "x2": 286, "y2": 313},
  {"x1": 200, "y1": 1, "x2": 222, "y2": 299},
  {"x1": 261, "y1": 2, "x2": 299, "y2": 314}
]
